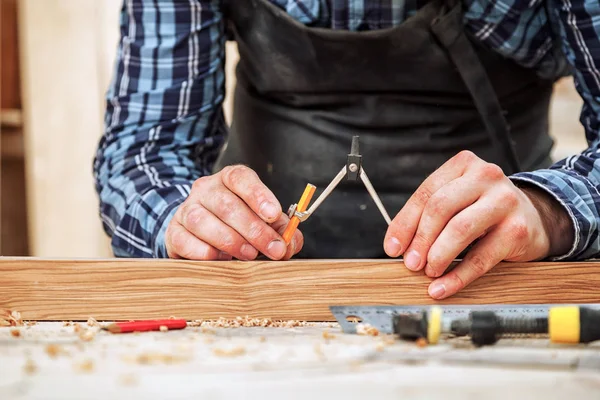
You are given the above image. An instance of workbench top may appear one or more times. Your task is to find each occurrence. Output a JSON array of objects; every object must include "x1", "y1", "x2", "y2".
[{"x1": 1, "y1": 322, "x2": 600, "y2": 399}]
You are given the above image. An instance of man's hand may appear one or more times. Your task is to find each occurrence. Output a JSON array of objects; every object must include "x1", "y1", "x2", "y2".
[
  {"x1": 166, "y1": 165, "x2": 303, "y2": 261},
  {"x1": 383, "y1": 151, "x2": 574, "y2": 300}
]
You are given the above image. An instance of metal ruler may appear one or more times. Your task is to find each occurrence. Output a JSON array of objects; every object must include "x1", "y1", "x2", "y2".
[{"x1": 329, "y1": 304, "x2": 600, "y2": 334}]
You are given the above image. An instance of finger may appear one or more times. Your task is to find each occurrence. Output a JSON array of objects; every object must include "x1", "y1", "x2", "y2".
[
  {"x1": 427, "y1": 226, "x2": 509, "y2": 299},
  {"x1": 401, "y1": 175, "x2": 482, "y2": 272},
  {"x1": 200, "y1": 188, "x2": 288, "y2": 260},
  {"x1": 271, "y1": 213, "x2": 304, "y2": 257},
  {"x1": 425, "y1": 188, "x2": 519, "y2": 278},
  {"x1": 221, "y1": 165, "x2": 282, "y2": 223},
  {"x1": 166, "y1": 221, "x2": 232, "y2": 260},
  {"x1": 384, "y1": 150, "x2": 479, "y2": 258},
  {"x1": 178, "y1": 203, "x2": 259, "y2": 260}
]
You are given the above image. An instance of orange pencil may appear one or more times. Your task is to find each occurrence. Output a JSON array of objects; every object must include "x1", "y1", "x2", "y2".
[{"x1": 282, "y1": 184, "x2": 316, "y2": 244}]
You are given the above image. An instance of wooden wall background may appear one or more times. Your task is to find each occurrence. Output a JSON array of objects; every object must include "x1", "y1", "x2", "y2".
[{"x1": 0, "y1": 0, "x2": 589, "y2": 257}]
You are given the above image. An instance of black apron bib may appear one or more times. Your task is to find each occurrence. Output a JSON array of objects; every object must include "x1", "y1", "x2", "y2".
[{"x1": 213, "y1": 0, "x2": 557, "y2": 258}]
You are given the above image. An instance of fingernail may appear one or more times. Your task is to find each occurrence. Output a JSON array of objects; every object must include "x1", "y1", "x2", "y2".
[
  {"x1": 267, "y1": 240, "x2": 286, "y2": 259},
  {"x1": 429, "y1": 282, "x2": 446, "y2": 299},
  {"x1": 241, "y1": 244, "x2": 258, "y2": 260},
  {"x1": 404, "y1": 250, "x2": 421, "y2": 271},
  {"x1": 260, "y1": 201, "x2": 279, "y2": 220},
  {"x1": 384, "y1": 237, "x2": 402, "y2": 257},
  {"x1": 218, "y1": 251, "x2": 232, "y2": 261}
]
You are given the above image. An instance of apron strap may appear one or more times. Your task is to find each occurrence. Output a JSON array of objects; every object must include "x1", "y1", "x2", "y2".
[{"x1": 430, "y1": 0, "x2": 522, "y2": 174}]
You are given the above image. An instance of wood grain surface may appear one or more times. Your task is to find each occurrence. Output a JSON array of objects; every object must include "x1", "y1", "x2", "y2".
[{"x1": 2, "y1": 258, "x2": 600, "y2": 321}]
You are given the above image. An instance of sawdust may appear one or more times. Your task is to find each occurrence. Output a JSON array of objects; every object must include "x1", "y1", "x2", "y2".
[
  {"x1": 259, "y1": 336, "x2": 267, "y2": 342},
  {"x1": 189, "y1": 317, "x2": 337, "y2": 329},
  {"x1": 356, "y1": 323, "x2": 379, "y2": 336},
  {"x1": 79, "y1": 328, "x2": 96, "y2": 342},
  {"x1": 45, "y1": 344, "x2": 62, "y2": 358},
  {"x1": 74, "y1": 359, "x2": 94, "y2": 373},
  {"x1": 87, "y1": 317, "x2": 99, "y2": 327},
  {"x1": 10, "y1": 329, "x2": 21, "y2": 337},
  {"x1": 124, "y1": 352, "x2": 191, "y2": 365},
  {"x1": 73, "y1": 323, "x2": 83, "y2": 334},
  {"x1": 322, "y1": 331, "x2": 336, "y2": 340},
  {"x1": 212, "y1": 346, "x2": 246, "y2": 357},
  {"x1": 159, "y1": 325, "x2": 169, "y2": 332},
  {"x1": 23, "y1": 359, "x2": 37, "y2": 375}
]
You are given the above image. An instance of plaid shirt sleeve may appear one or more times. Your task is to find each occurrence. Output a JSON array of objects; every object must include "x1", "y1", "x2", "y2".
[
  {"x1": 93, "y1": 0, "x2": 226, "y2": 257},
  {"x1": 472, "y1": 0, "x2": 600, "y2": 261}
]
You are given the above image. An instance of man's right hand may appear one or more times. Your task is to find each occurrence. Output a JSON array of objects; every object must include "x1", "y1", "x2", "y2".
[{"x1": 165, "y1": 165, "x2": 303, "y2": 261}]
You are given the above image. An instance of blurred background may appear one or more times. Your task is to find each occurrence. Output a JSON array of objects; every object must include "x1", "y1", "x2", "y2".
[{"x1": 0, "y1": 0, "x2": 590, "y2": 258}]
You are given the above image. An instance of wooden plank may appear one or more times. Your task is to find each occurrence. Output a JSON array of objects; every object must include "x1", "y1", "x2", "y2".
[{"x1": 2, "y1": 258, "x2": 600, "y2": 321}]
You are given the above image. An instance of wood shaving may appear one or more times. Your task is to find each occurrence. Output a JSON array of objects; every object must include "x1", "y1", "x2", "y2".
[
  {"x1": 10, "y1": 329, "x2": 21, "y2": 337},
  {"x1": 74, "y1": 359, "x2": 94, "y2": 373},
  {"x1": 375, "y1": 342, "x2": 385, "y2": 352},
  {"x1": 159, "y1": 325, "x2": 168, "y2": 332},
  {"x1": 23, "y1": 359, "x2": 37, "y2": 375},
  {"x1": 212, "y1": 346, "x2": 246, "y2": 357},
  {"x1": 87, "y1": 317, "x2": 99, "y2": 327},
  {"x1": 259, "y1": 336, "x2": 266, "y2": 342},
  {"x1": 415, "y1": 338, "x2": 428, "y2": 348},
  {"x1": 73, "y1": 323, "x2": 83, "y2": 333},
  {"x1": 322, "y1": 331, "x2": 336, "y2": 340},
  {"x1": 1, "y1": 310, "x2": 23, "y2": 326},
  {"x1": 45, "y1": 344, "x2": 64, "y2": 358},
  {"x1": 125, "y1": 352, "x2": 190, "y2": 365},
  {"x1": 356, "y1": 323, "x2": 379, "y2": 336},
  {"x1": 79, "y1": 329, "x2": 96, "y2": 342},
  {"x1": 188, "y1": 317, "x2": 337, "y2": 329}
]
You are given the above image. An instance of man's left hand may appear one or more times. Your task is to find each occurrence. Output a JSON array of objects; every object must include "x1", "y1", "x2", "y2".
[{"x1": 383, "y1": 150, "x2": 574, "y2": 300}]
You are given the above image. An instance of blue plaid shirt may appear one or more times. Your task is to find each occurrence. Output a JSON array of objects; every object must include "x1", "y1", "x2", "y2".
[{"x1": 95, "y1": 0, "x2": 600, "y2": 260}]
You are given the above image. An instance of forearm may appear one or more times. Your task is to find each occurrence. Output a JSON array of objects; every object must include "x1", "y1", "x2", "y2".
[{"x1": 94, "y1": 0, "x2": 226, "y2": 257}]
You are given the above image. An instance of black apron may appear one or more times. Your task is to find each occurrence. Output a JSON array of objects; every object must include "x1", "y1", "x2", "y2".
[{"x1": 213, "y1": 0, "x2": 560, "y2": 258}]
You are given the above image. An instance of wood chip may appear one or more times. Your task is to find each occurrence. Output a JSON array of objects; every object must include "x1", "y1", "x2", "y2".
[
  {"x1": 74, "y1": 359, "x2": 94, "y2": 373},
  {"x1": 23, "y1": 359, "x2": 37, "y2": 375},
  {"x1": 415, "y1": 338, "x2": 428, "y2": 348},
  {"x1": 159, "y1": 325, "x2": 168, "y2": 332},
  {"x1": 63, "y1": 321, "x2": 74, "y2": 327},
  {"x1": 73, "y1": 323, "x2": 83, "y2": 333},
  {"x1": 322, "y1": 331, "x2": 336, "y2": 340},
  {"x1": 10, "y1": 329, "x2": 21, "y2": 337},
  {"x1": 79, "y1": 329, "x2": 96, "y2": 342},
  {"x1": 45, "y1": 344, "x2": 62, "y2": 358},
  {"x1": 356, "y1": 323, "x2": 379, "y2": 336},
  {"x1": 213, "y1": 346, "x2": 246, "y2": 357},
  {"x1": 87, "y1": 317, "x2": 99, "y2": 327},
  {"x1": 1, "y1": 309, "x2": 24, "y2": 326},
  {"x1": 259, "y1": 336, "x2": 266, "y2": 342}
]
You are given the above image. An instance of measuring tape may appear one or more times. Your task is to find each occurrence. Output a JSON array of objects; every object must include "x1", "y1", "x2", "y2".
[{"x1": 329, "y1": 304, "x2": 600, "y2": 335}]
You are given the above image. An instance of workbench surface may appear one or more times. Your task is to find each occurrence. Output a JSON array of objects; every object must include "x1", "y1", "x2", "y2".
[{"x1": 1, "y1": 322, "x2": 600, "y2": 400}]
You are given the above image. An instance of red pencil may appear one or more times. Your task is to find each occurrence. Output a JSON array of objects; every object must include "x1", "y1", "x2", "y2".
[{"x1": 103, "y1": 319, "x2": 187, "y2": 333}]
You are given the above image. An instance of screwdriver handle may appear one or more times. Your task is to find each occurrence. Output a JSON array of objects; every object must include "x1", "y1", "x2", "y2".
[{"x1": 549, "y1": 306, "x2": 600, "y2": 344}]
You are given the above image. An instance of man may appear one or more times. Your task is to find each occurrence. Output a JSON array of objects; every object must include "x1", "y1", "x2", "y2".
[{"x1": 94, "y1": 0, "x2": 600, "y2": 300}]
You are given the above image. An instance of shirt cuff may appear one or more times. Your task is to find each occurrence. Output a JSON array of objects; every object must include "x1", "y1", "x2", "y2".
[{"x1": 509, "y1": 169, "x2": 588, "y2": 261}]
